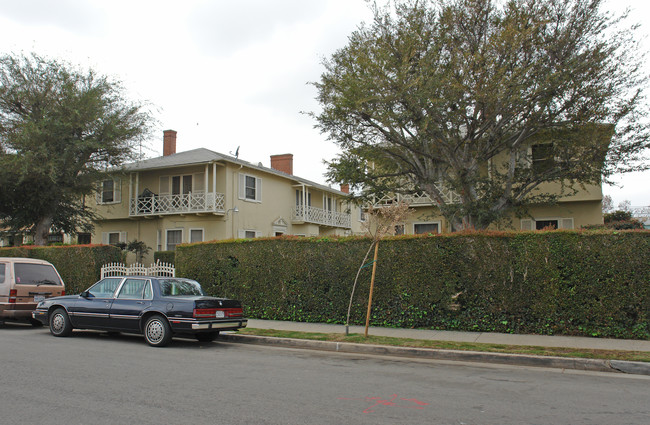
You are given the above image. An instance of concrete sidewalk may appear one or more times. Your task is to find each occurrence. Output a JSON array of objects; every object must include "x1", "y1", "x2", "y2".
[
  {"x1": 246, "y1": 319, "x2": 650, "y2": 352},
  {"x1": 218, "y1": 319, "x2": 650, "y2": 376}
]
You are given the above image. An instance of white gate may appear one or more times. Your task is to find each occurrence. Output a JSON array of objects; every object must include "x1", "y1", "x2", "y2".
[{"x1": 101, "y1": 261, "x2": 176, "y2": 279}]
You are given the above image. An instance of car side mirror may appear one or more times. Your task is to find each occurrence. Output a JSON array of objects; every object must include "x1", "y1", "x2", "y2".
[{"x1": 80, "y1": 291, "x2": 91, "y2": 298}]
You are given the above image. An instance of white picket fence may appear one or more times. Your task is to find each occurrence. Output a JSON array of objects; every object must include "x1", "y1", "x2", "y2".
[{"x1": 101, "y1": 261, "x2": 176, "y2": 279}]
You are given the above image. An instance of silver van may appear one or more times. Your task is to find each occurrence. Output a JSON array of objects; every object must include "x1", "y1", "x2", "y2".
[{"x1": 0, "y1": 258, "x2": 65, "y2": 326}]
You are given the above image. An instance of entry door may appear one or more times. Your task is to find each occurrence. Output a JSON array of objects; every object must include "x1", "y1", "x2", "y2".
[{"x1": 70, "y1": 278, "x2": 122, "y2": 329}]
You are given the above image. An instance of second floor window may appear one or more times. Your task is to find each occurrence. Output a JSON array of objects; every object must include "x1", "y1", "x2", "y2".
[
  {"x1": 99, "y1": 178, "x2": 121, "y2": 204},
  {"x1": 239, "y1": 173, "x2": 262, "y2": 202},
  {"x1": 531, "y1": 143, "x2": 555, "y2": 174}
]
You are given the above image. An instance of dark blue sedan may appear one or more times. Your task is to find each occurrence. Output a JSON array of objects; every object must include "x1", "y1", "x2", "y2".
[{"x1": 32, "y1": 276, "x2": 247, "y2": 347}]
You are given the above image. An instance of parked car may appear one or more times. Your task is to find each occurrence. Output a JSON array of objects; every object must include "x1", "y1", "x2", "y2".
[
  {"x1": 0, "y1": 257, "x2": 65, "y2": 326},
  {"x1": 32, "y1": 276, "x2": 247, "y2": 347}
]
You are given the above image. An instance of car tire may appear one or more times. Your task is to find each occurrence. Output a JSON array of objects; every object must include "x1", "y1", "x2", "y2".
[
  {"x1": 49, "y1": 308, "x2": 73, "y2": 337},
  {"x1": 195, "y1": 331, "x2": 219, "y2": 342},
  {"x1": 144, "y1": 315, "x2": 172, "y2": 347}
]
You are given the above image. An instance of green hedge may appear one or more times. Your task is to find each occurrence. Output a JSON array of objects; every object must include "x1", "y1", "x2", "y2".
[
  {"x1": 0, "y1": 244, "x2": 124, "y2": 294},
  {"x1": 154, "y1": 251, "x2": 175, "y2": 265},
  {"x1": 176, "y1": 231, "x2": 650, "y2": 339}
]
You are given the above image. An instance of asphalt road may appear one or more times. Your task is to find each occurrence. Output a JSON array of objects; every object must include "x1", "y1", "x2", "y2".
[{"x1": 1, "y1": 324, "x2": 649, "y2": 425}]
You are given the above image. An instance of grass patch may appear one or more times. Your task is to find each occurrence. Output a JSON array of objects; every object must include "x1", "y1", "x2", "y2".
[{"x1": 236, "y1": 328, "x2": 650, "y2": 363}]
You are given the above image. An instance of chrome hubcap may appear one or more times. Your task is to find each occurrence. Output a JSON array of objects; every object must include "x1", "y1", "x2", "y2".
[
  {"x1": 146, "y1": 320, "x2": 163, "y2": 343},
  {"x1": 52, "y1": 314, "x2": 64, "y2": 333}
]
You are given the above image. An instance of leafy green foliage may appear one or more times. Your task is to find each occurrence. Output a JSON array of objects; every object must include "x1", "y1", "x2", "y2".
[
  {"x1": 0, "y1": 244, "x2": 123, "y2": 294},
  {"x1": 0, "y1": 53, "x2": 154, "y2": 244},
  {"x1": 313, "y1": 0, "x2": 649, "y2": 230},
  {"x1": 154, "y1": 251, "x2": 176, "y2": 265},
  {"x1": 177, "y1": 232, "x2": 650, "y2": 340}
]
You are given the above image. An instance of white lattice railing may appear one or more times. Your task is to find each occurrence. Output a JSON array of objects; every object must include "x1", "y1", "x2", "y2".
[
  {"x1": 631, "y1": 206, "x2": 650, "y2": 219},
  {"x1": 101, "y1": 261, "x2": 176, "y2": 279},
  {"x1": 129, "y1": 192, "x2": 225, "y2": 216},
  {"x1": 292, "y1": 205, "x2": 352, "y2": 228},
  {"x1": 373, "y1": 187, "x2": 461, "y2": 208}
]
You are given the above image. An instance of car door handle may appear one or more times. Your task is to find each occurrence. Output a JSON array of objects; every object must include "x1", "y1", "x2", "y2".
[{"x1": 136, "y1": 302, "x2": 145, "y2": 305}]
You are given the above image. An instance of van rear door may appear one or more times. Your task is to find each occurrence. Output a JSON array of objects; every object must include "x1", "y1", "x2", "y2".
[{"x1": 13, "y1": 262, "x2": 65, "y2": 306}]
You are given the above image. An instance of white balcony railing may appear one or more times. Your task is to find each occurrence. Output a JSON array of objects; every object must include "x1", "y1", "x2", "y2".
[
  {"x1": 373, "y1": 187, "x2": 461, "y2": 208},
  {"x1": 292, "y1": 205, "x2": 352, "y2": 229},
  {"x1": 129, "y1": 192, "x2": 225, "y2": 217}
]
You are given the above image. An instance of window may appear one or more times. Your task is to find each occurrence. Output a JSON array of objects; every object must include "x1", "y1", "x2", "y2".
[
  {"x1": 98, "y1": 178, "x2": 121, "y2": 204},
  {"x1": 116, "y1": 279, "x2": 148, "y2": 299},
  {"x1": 296, "y1": 190, "x2": 312, "y2": 206},
  {"x1": 14, "y1": 263, "x2": 61, "y2": 285},
  {"x1": 414, "y1": 222, "x2": 439, "y2": 234},
  {"x1": 190, "y1": 229, "x2": 204, "y2": 243},
  {"x1": 239, "y1": 173, "x2": 262, "y2": 202},
  {"x1": 245, "y1": 230, "x2": 256, "y2": 238},
  {"x1": 47, "y1": 233, "x2": 63, "y2": 244},
  {"x1": 87, "y1": 278, "x2": 122, "y2": 298},
  {"x1": 359, "y1": 208, "x2": 367, "y2": 222},
  {"x1": 535, "y1": 220, "x2": 558, "y2": 230},
  {"x1": 238, "y1": 229, "x2": 261, "y2": 239},
  {"x1": 77, "y1": 233, "x2": 91, "y2": 245},
  {"x1": 532, "y1": 144, "x2": 554, "y2": 173},
  {"x1": 521, "y1": 218, "x2": 574, "y2": 231},
  {"x1": 103, "y1": 231, "x2": 126, "y2": 245},
  {"x1": 159, "y1": 279, "x2": 204, "y2": 296},
  {"x1": 394, "y1": 224, "x2": 405, "y2": 235},
  {"x1": 166, "y1": 229, "x2": 183, "y2": 251},
  {"x1": 0, "y1": 264, "x2": 6, "y2": 283}
]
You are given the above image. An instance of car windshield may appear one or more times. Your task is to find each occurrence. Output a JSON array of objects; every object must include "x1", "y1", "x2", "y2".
[{"x1": 158, "y1": 279, "x2": 204, "y2": 296}]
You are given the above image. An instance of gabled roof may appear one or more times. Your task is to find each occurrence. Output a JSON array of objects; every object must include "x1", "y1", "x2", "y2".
[{"x1": 119, "y1": 148, "x2": 347, "y2": 196}]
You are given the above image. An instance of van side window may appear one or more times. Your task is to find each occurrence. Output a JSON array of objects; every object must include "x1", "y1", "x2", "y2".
[{"x1": 0, "y1": 264, "x2": 5, "y2": 283}]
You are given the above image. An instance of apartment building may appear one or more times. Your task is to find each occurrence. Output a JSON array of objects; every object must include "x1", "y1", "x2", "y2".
[{"x1": 92, "y1": 130, "x2": 355, "y2": 262}]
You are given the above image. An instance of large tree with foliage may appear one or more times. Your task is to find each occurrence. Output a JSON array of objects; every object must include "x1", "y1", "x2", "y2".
[
  {"x1": 0, "y1": 53, "x2": 153, "y2": 245},
  {"x1": 313, "y1": 0, "x2": 649, "y2": 230}
]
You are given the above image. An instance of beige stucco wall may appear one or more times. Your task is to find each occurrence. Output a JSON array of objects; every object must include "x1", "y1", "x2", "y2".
[{"x1": 92, "y1": 160, "x2": 352, "y2": 263}]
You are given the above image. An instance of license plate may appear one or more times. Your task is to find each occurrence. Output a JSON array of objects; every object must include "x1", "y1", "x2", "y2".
[
  {"x1": 215, "y1": 310, "x2": 225, "y2": 319},
  {"x1": 34, "y1": 295, "x2": 45, "y2": 303}
]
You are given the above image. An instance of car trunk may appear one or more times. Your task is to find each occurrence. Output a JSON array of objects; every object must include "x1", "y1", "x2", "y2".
[{"x1": 193, "y1": 297, "x2": 243, "y2": 319}]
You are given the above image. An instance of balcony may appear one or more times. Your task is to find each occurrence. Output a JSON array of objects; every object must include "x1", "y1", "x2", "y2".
[
  {"x1": 373, "y1": 187, "x2": 461, "y2": 208},
  {"x1": 292, "y1": 205, "x2": 351, "y2": 229},
  {"x1": 129, "y1": 192, "x2": 225, "y2": 217}
]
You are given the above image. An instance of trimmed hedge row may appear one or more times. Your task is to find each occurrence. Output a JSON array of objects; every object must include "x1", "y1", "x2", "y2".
[
  {"x1": 0, "y1": 244, "x2": 124, "y2": 294},
  {"x1": 176, "y1": 231, "x2": 650, "y2": 339}
]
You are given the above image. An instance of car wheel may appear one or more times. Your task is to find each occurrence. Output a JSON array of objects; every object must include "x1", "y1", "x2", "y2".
[
  {"x1": 195, "y1": 331, "x2": 219, "y2": 342},
  {"x1": 49, "y1": 308, "x2": 73, "y2": 337},
  {"x1": 144, "y1": 315, "x2": 172, "y2": 347}
]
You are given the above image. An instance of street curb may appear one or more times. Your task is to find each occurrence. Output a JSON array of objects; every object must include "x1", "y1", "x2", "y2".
[{"x1": 220, "y1": 334, "x2": 650, "y2": 376}]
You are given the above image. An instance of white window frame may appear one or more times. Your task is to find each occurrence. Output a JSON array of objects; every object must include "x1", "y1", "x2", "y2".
[
  {"x1": 165, "y1": 228, "x2": 183, "y2": 251},
  {"x1": 102, "y1": 231, "x2": 127, "y2": 245},
  {"x1": 189, "y1": 228, "x2": 204, "y2": 243},
  {"x1": 239, "y1": 173, "x2": 262, "y2": 202},
  {"x1": 97, "y1": 178, "x2": 121, "y2": 205},
  {"x1": 238, "y1": 229, "x2": 263, "y2": 239},
  {"x1": 413, "y1": 221, "x2": 441, "y2": 235},
  {"x1": 521, "y1": 217, "x2": 574, "y2": 231}
]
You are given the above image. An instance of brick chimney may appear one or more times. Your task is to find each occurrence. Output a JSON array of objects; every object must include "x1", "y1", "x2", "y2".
[
  {"x1": 163, "y1": 130, "x2": 177, "y2": 156},
  {"x1": 270, "y1": 154, "x2": 293, "y2": 175},
  {"x1": 340, "y1": 184, "x2": 350, "y2": 194}
]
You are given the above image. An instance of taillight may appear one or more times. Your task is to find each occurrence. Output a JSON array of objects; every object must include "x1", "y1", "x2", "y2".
[
  {"x1": 224, "y1": 308, "x2": 243, "y2": 318},
  {"x1": 61, "y1": 290, "x2": 65, "y2": 296},
  {"x1": 9, "y1": 289, "x2": 17, "y2": 303},
  {"x1": 193, "y1": 307, "x2": 243, "y2": 318},
  {"x1": 193, "y1": 308, "x2": 217, "y2": 318}
]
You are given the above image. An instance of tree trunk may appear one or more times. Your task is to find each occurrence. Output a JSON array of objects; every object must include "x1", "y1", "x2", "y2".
[{"x1": 33, "y1": 216, "x2": 53, "y2": 246}]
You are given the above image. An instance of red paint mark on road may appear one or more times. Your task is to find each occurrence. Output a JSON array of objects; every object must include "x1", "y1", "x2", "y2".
[{"x1": 338, "y1": 394, "x2": 429, "y2": 414}]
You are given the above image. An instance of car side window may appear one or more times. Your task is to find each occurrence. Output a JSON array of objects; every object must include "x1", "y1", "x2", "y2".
[
  {"x1": 116, "y1": 279, "x2": 147, "y2": 300},
  {"x1": 0, "y1": 264, "x2": 5, "y2": 283},
  {"x1": 87, "y1": 278, "x2": 122, "y2": 298},
  {"x1": 143, "y1": 281, "x2": 153, "y2": 299}
]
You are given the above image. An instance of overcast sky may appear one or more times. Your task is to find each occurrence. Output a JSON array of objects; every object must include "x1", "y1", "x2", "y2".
[{"x1": 0, "y1": 0, "x2": 648, "y2": 207}]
